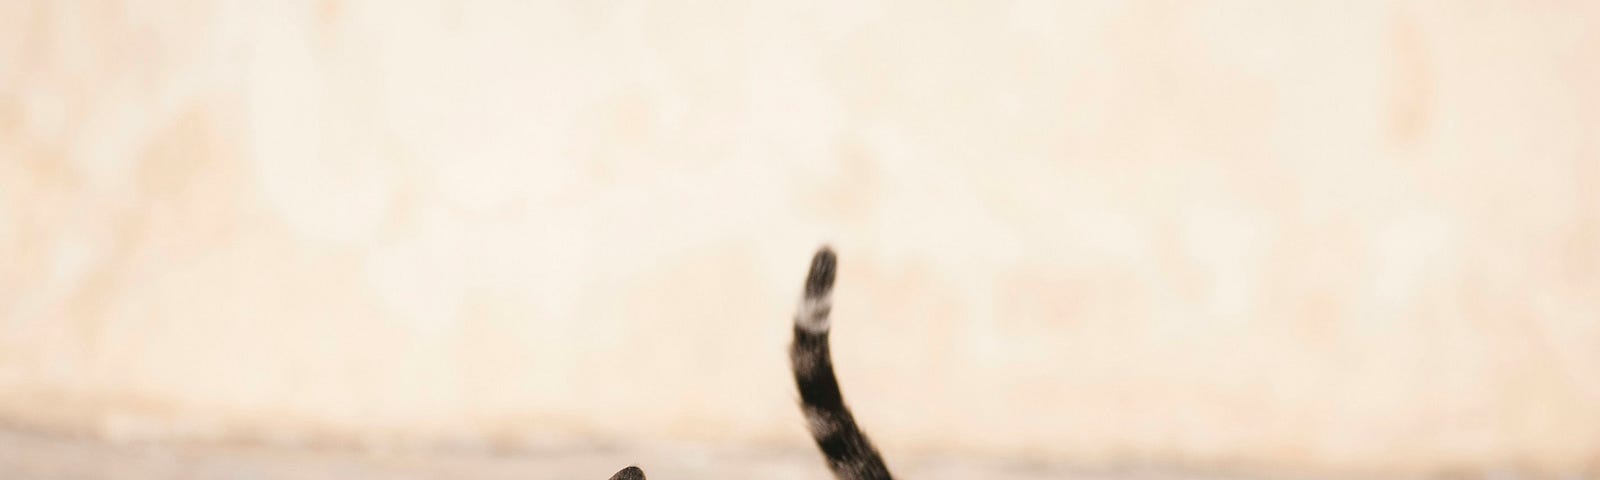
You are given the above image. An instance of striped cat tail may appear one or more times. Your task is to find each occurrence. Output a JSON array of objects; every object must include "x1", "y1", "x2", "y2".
[{"x1": 790, "y1": 246, "x2": 894, "y2": 480}]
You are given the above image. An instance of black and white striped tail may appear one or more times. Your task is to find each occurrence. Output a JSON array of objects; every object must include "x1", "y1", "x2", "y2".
[{"x1": 791, "y1": 246, "x2": 894, "y2": 480}]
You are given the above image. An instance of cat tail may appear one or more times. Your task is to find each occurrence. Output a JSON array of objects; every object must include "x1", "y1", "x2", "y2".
[{"x1": 790, "y1": 246, "x2": 894, "y2": 480}]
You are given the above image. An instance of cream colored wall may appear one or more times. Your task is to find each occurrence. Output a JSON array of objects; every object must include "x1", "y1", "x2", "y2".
[{"x1": 2, "y1": 0, "x2": 1598, "y2": 476}]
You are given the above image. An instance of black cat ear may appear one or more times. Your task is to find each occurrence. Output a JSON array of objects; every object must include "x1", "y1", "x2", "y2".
[{"x1": 608, "y1": 466, "x2": 646, "y2": 480}]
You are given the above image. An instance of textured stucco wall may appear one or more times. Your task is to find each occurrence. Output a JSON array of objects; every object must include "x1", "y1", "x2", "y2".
[{"x1": 2, "y1": 1, "x2": 1598, "y2": 476}]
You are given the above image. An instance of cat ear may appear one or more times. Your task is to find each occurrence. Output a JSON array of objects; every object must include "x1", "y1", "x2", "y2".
[{"x1": 608, "y1": 466, "x2": 646, "y2": 480}]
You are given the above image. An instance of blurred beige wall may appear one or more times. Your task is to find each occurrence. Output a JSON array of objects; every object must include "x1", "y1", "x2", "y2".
[{"x1": 2, "y1": 0, "x2": 1598, "y2": 476}]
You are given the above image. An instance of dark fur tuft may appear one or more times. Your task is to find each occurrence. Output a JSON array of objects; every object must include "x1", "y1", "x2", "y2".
[
  {"x1": 608, "y1": 466, "x2": 646, "y2": 480},
  {"x1": 806, "y1": 247, "x2": 837, "y2": 300}
]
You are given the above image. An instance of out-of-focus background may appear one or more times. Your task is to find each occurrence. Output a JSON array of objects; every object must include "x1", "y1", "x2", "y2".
[{"x1": 2, "y1": 1, "x2": 1598, "y2": 479}]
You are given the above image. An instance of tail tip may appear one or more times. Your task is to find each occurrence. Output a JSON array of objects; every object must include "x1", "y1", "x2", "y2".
[{"x1": 805, "y1": 246, "x2": 837, "y2": 298}]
